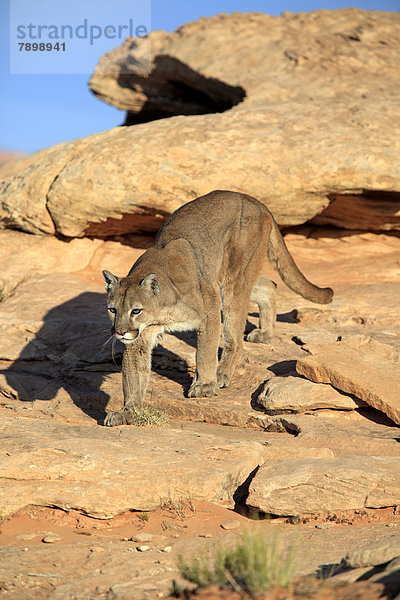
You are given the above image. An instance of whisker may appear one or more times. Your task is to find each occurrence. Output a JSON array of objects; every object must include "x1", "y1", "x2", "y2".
[
  {"x1": 112, "y1": 338, "x2": 118, "y2": 366},
  {"x1": 101, "y1": 336, "x2": 113, "y2": 349}
]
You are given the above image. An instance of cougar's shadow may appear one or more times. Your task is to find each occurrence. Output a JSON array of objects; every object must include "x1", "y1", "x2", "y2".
[
  {"x1": 1, "y1": 291, "x2": 192, "y2": 424},
  {"x1": 1, "y1": 293, "x2": 115, "y2": 423}
]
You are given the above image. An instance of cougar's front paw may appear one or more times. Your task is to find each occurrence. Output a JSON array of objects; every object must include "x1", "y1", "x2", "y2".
[
  {"x1": 104, "y1": 408, "x2": 133, "y2": 427},
  {"x1": 187, "y1": 381, "x2": 218, "y2": 398},
  {"x1": 246, "y1": 328, "x2": 272, "y2": 344}
]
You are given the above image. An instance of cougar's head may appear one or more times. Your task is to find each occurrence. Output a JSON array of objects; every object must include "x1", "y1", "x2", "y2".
[{"x1": 102, "y1": 270, "x2": 160, "y2": 345}]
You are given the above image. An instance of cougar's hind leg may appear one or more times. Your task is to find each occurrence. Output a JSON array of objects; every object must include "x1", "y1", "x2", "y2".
[{"x1": 246, "y1": 276, "x2": 277, "y2": 344}]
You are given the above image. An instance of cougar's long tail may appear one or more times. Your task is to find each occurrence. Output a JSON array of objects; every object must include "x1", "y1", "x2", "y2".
[{"x1": 267, "y1": 219, "x2": 333, "y2": 304}]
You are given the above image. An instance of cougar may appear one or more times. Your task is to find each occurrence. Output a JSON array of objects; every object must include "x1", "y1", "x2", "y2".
[{"x1": 102, "y1": 190, "x2": 333, "y2": 426}]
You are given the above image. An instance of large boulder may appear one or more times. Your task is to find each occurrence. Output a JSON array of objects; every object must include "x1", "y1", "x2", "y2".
[
  {"x1": 0, "y1": 9, "x2": 399, "y2": 237},
  {"x1": 247, "y1": 456, "x2": 400, "y2": 516},
  {"x1": 296, "y1": 337, "x2": 400, "y2": 425}
]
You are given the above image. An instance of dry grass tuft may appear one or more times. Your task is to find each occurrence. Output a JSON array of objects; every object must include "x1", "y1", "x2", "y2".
[
  {"x1": 177, "y1": 531, "x2": 298, "y2": 597},
  {"x1": 129, "y1": 405, "x2": 169, "y2": 427}
]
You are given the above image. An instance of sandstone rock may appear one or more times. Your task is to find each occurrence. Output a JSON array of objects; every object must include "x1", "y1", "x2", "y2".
[
  {"x1": 385, "y1": 556, "x2": 400, "y2": 573},
  {"x1": 0, "y1": 135, "x2": 108, "y2": 235},
  {"x1": 220, "y1": 519, "x2": 241, "y2": 530},
  {"x1": 256, "y1": 374, "x2": 360, "y2": 413},
  {"x1": 90, "y1": 10, "x2": 400, "y2": 122},
  {"x1": 1, "y1": 10, "x2": 400, "y2": 237},
  {"x1": 0, "y1": 230, "x2": 103, "y2": 295},
  {"x1": 0, "y1": 415, "x2": 267, "y2": 518},
  {"x1": 42, "y1": 534, "x2": 63, "y2": 544},
  {"x1": 132, "y1": 533, "x2": 154, "y2": 543},
  {"x1": 346, "y1": 335, "x2": 400, "y2": 363},
  {"x1": 329, "y1": 566, "x2": 374, "y2": 584},
  {"x1": 16, "y1": 533, "x2": 38, "y2": 541},
  {"x1": 342, "y1": 534, "x2": 400, "y2": 568},
  {"x1": 260, "y1": 445, "x2": 334, "y2": 459},
  {"x1": 146, "y1": 390, "x2": 273, "y2": 430},
  {"x1": 268, "y1": 413, "x2": 400, "y2": 458},
  {"x1": 0, "y1": 229, "x2": 143, "y2": 294},
  {"x1": 330, "y1": 539, "x2": 400, "y2": 596},
  {"x1": 296, "y1": 337, "x2": 400, "y2": 425},
  {"x1": 247, "y1": 456, "x2": 400, "y2": 516}
]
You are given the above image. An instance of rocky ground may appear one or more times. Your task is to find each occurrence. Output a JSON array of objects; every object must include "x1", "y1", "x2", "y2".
[
  {"x1": 0, "y1": 7, "x2": 399, "y2": 599},
  {"x1": 0, "y1": 225, "x2": 399, "y2": 599}
]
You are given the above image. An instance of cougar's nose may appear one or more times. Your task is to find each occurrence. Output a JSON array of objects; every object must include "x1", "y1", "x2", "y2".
[{"x1": 115, "y1": 328, "x2": 127, "y2": 336}]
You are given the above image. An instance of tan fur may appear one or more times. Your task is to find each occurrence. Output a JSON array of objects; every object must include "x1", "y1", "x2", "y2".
[{"x1": 102, "y1": 190, "x2": 333, "y2": 426}]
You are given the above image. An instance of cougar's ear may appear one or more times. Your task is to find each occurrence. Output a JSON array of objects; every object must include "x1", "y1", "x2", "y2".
[
  {"x1": 140, "y1": 273, "x2": 159, "y2": 295},
  {"x1": 102, "y1": 270, "x2": 120, "y2": 293}
]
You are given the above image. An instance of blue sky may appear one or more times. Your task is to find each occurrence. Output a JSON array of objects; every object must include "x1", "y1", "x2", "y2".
[{"x1": 1, "y1": 0, "x2": 398, "y2": 153}]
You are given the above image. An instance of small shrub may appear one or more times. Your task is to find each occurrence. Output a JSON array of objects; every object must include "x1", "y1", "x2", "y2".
[
  {"x1": 138, "y1": 511, "x2": 149, "y2": 523},
  {"x1": 177, "y1": 531, "x2": 297, "y2": 597},
  {"x1": 161, "y1": 493, "x2": 195, "y2": 520},
  {"x1": 170, "y1": 579, "x2": 183, "y2": 597}
]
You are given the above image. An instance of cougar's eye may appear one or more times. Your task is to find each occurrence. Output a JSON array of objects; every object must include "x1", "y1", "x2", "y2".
[
  {"x1": 131, "y1": 308, "x2": 142, "y2": 316},
  {"x1": 108, "y1": 307, "x2": 117, "y2": 314}
]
